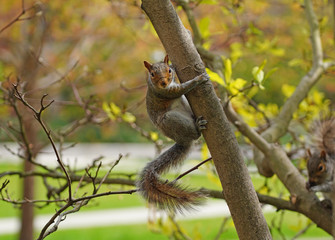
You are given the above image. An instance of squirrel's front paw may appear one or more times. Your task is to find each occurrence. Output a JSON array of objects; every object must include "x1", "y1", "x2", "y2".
[
  {"x1": 194, "y1": 72, "x2": 210, "y2": 84},
  {"x1": 200, "y1": 72, "x2": 210, "y2": 83},
  {"x1": 196, "y1": 116, "x2": 208, "y2": 130}
]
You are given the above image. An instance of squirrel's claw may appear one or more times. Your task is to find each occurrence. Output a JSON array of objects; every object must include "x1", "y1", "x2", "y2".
[{"x1": 196, "y1": 116, "x2": 208, "y2": 130}]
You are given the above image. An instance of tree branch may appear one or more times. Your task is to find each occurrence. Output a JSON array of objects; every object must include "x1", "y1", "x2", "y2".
[
  {"x1": 141, "y1": 0, "x2": 271, "y2": 238},
  {"x1": 0, "y1": 0, "x2": 33, "y2": 34},
  {"x1": 223, "y1": 97, "x2": 333, "y2": 234},
  {"x1": 254, "y1": 0, "x2": 335, "y2": 177},
  {"x1": 13, "y1": 85, "x2": 73, "y2": 201}
]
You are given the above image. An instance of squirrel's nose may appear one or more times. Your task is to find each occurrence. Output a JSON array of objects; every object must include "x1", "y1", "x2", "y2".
[
  {"x1": 160, "y1": 80, "x2": 167, "y2": 87},
  {"x1": 306, "y1": 181, "x2": 317, "y2": 190}
]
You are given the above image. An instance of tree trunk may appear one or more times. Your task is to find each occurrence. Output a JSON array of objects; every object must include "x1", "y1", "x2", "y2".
[
  {"x1": 18, "y1": 7, "x2": 46, "y2": 237},
  {"x1": 141, "y1": 1, "x2": 272, "y2": 239},
  {"x1": 19, "y1": 161, "x2": 35, "y2": 240},
  {"x1": 18, "y1": 62, "x2": 39, "y2": 240}
]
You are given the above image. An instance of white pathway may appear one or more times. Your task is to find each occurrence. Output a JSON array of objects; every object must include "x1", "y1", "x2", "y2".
[{"x1": 0, "y1": 201, "x2": 270, "y2": 235}]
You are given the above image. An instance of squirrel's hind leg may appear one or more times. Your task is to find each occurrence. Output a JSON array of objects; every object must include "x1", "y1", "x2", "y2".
[{"x1": 159, "y1": 111, "x2": 202, "y2": 145}]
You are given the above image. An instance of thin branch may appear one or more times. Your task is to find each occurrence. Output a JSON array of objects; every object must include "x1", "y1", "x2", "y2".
[
  {"x1": 291, "y1": 222, "x2": 313, "y2": 240},
  {"x1": 36, "y1": 188, "x2": 137, "y2": 240},
  {"x1": 96, "y1": 154, "x2": 122, "y2": 192},
  {"x1": 174, "y1": 0, "x2": 225, "y2": 75},
  {"x1": 214, "y1": 217, "x2": 231, "y2": 240},
  {"x1": 261, "y1": 0, "x2": 334, "y2": 144},
  {"x1": 252, "y1": 0, "x2": 335, "y2": 179},
  {"x1": 12, "y1": 85, "x2": 73, "y2": 201},
  {"x1": 0, "y1": 170, "x2": 135, "y2": 186},
  {"x1": 305, "y1": 0, "x2": 323, "y2": 68},
  {"x1": 207, "y1": 189, "x2": 297, "y2": 212},
  {"x1": 25, "y1": 60, "x2": 79, "y2": 95},
  {"x1": 0, "y1": 0, "x2": 33, "y2": 34},
  {"x1": 173, "y1": 157, "x2": 212, "y2": 182},
  {"x1": 223, "y1": 102, "x2": 272, "y2": 154},
  {"x1": 173, "y1": 0, "x2": 203, "y2": 44}
]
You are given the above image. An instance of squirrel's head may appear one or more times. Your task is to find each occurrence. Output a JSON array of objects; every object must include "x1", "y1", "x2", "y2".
[
  {"x1": 144, "y1": 55, "x2": 174, "y2": 89},
  {"x1": 306, "y1": 149, "x2": 332, "y2": 190}
]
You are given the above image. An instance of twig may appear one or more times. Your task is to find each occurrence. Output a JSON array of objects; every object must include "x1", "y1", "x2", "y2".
[
  {"x1": 291, "y1": 222, "x2": 313, "y2": 240},
  {"x1": 0, "y1": 0, "x2": 34, "y2": 34},
  {"x1": 96, "y1": 154, "x2": 122, "y2": 192},
  {"x1": 169, "y1": 215, "x2": 192, "y2": 240},
  {"x1": 25, "y1": 60, "x2": 79, "y2": 95},
  {"x1": 173, "y1": 157, "x2": 212, "y2": 182},
  {"x1": 214, "y1": 217, "x2": 231, "y2": 240},
  {"x1": 12, "y1": 85, "x2": 73, "y2": 201},
  {"x1": 261, "y1": 0, "x2": 335, "y2": 144},
  {"x1": 0, "y1": 170, "x2": 135, "y2": 186},
  {"x1": 36, "y1": 188, "x2": 137, "y2": 240}
]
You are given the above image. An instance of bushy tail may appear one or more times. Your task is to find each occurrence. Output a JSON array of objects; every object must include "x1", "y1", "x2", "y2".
[
  {"x1": 137, "y1": 143, "x2": 205, "y2": 213},
  {"x1": 313, "y1": 117, "x2": 335, "y2": 157}
]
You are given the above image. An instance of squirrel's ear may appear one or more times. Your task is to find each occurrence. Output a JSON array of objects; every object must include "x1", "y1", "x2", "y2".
[
  {"x1": 307, "y1": 149, "x2": 312, "y2": 157},
  {"x1": 144, "y1": 61, "x2": 152, "y2": 72},
  {"x1": 164, "y1": 55, "x2": 169, "y2": 65},
  {"x1": 320, "y1": 150, "x2": 327, "y2": 161}
]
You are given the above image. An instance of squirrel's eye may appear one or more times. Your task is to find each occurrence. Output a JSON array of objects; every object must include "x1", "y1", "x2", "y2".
[
  {"x1": 151, "y1": 72, "x2": 154, "y2": 77},
  {"x1": 318, "y1": 164, "x2": 324, "y2": 172},
  {"x1": 169, "y1": 68, "x2": 172, "y2": 73}
]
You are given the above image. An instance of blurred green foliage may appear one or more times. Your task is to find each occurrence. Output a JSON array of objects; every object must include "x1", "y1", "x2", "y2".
[{"x1": 0, "y1": 0, "x2": 334, "y2": 143}]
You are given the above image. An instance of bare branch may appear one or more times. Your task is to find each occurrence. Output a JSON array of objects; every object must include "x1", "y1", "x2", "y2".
[
  {"x1": 96, "y1": 154, "x2": 123, "y2": 192},
  {"x1": 224, "y1": 102, "x2": 272, "y2": 154},
  {"x1": 36, "y1": 188, "x2": 137, "y2": 240},
  {"x1": 261, "y1": 0, "x2": 335, "y2": 144},
  {"x1": 12, "y1": 86, "x2": 73, "y2": 201},
  {"x1": 0, "y1": 1, "x2": 34, "y2": 34},
  {"x1": 173, "y1": 157, "x2": 212, "y2": 182}
]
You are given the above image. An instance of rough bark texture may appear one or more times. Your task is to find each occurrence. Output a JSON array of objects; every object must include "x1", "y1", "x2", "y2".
[
  {"x1": 224, "y1": 101, "x2": 333, "y2": 234},
  {"x1": 141, "y1": 1, "x2": 272, "y2": 239}
]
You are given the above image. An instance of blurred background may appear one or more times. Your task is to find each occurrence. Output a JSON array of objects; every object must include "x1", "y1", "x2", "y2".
[{"x1": 0, "y1": 0, "x2": 334, "y2": 239}]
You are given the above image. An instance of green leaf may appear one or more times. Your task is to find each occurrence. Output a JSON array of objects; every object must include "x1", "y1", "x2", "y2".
[
  {"x1": 264, "y1": 67, "x2": 278, "y2": 81},
  {"x1": 270, "y1": 48, "x2": 285, "y2": 56},
  {"x1": 122, "y1": 112, "x2": 136, "y2": 123},
  {"x1": 149, "y1": 131, "x2": 159, "y2": 141},
  {"x1": 282, "y1": 84, "x2": 295, "y2": 98},
  {"x1": 247, "y1": 23, "x2": 263, "y2": 36},
  {"x1": 228, "y1": 78, "x2": 247, "y2": 95},
  {"x1": 110, "y1": 102, "x2": 121, "y2": 116},
  {"x1": 224, "y1": 58, "x2": 232, "y2": 83},
  {"x1": 252, "y1": 66, "x2": 264, "y2": 83},
  {"x1": 230, "y1": 42, "x2": 243, "y2": 64},
  {"x1": 199, "y1": 17, "x2": 210, "y2": 39},
  {"x1": 206, "y1": 68, "x2": 225, "y2": 86},
  {"x1": 288, "y1": 58, "x2": 304, "y2": 67},
  {"x1": 201, "y1": 143, "x2": 210, "y2": 160},
  {"x1": 102, "y1": 102, "x2": 116, "y2": 120},
  {"x1": 252, "y1": 60, "x2": 267, "y2": 89},
  {"x1": 201, "y1": 0, "x2": 218, "y2": 5}
]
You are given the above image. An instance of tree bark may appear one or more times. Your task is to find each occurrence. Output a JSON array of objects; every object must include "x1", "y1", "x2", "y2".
[
  {"x1": 19, "y1": 54, "x2": 39, "y2": 240},
  {"x1": 18, "y1": 5, "x2": 46, "y2": 239},
  {"x1": 19, "y1": 149, "x2": 36, "y2": 240},
  {"x1": 224, "y1": 101, "x2": 333, "y2": 234},
  {"x1": 141, "y1": 1, "x2": 272, "y2": 239}
]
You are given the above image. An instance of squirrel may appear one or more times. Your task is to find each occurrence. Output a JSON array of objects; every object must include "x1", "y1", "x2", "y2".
[
  {"x1": 306, "y1": 117, "x2": 335, "y2": 196},
  {"x1": 137, "y1": 55, "x2": 209, "y2": 213}
]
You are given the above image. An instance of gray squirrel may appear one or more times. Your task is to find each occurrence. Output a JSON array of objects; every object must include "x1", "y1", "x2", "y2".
[
  {"x1": 306, "y1": 117, "x2": 335, "y2": 198},
  {"x1": 137, "y1": 55, "x2": 209, "y2": 212}
]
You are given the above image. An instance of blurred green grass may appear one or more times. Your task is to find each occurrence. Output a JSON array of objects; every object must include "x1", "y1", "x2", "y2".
[
  {"x1": 0, "y1": 213, "x2": 331, "y2": 240},
  {"x1": 0, "y1": 162, "x2": 331, "y2": 239}
]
